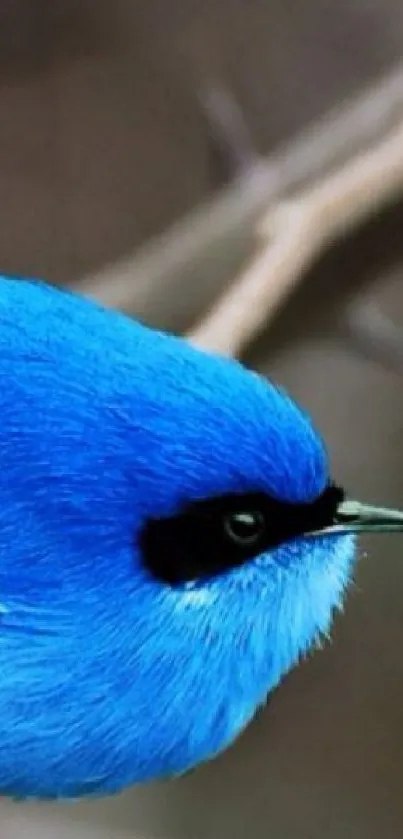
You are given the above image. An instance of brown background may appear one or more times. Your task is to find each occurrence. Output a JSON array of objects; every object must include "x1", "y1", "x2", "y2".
[{"x1": 1, "y1": 3, "x2": 403, "y2": 838}]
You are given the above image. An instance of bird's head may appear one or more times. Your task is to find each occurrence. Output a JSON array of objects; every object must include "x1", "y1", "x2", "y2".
[{"x1": 0, "y1": 277, "x2": 401, "y2": 800}]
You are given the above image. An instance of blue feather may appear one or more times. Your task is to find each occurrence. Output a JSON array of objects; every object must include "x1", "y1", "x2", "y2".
[{"x1": 0, "y1": 277, "x2": 355, "y2": 798}]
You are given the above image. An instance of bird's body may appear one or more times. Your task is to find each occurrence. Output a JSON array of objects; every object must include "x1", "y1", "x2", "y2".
[{"x1": 0, "y1": 277, "x2": 357, "y2": 798}]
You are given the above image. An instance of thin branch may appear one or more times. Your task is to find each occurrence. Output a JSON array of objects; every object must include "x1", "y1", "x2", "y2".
[
  {"x1": 198, "y1": 78, "x2": 261, "y2": 184},
  {"x1": 188, "y1": 118, "x2": 403, "y2": 355},
  {"x1": 345, "y1": 290, "x2": 403, "y2": 375},
  {"x1": 74, "y1": 62, "x2": 403, "y2": 336}
]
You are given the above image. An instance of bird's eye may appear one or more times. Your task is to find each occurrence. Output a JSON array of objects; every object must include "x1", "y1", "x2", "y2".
[
  {"x1": 223, "y1": 511, "x2": 265, "y2": 547},
  {"x1": 140, "y1": 484, "x2": 345, "y2": 585}
]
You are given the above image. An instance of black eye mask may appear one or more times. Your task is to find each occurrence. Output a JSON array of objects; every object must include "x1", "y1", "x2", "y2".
[{"x1": 139, "y1": 484, "x2": 345, "y2": 585}]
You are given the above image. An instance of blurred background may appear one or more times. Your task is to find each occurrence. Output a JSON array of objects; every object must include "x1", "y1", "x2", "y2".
[{"x1": 1, "y1": 2, "x2": 403, "y2": 838}]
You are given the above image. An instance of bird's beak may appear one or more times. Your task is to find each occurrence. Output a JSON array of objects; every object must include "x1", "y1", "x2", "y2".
[{"x1": 320, "y1": 498, "x2": 403, "y2": 536}]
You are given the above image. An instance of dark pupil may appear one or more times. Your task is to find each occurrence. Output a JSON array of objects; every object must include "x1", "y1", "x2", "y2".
[{"x1": 224, "y1": 511, "x2": 265, "y2": 546}]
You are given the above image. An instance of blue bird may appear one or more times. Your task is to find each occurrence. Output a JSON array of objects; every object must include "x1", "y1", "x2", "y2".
[{"x1": 0, "y1": 275, "x2": 401, "y2": 801}]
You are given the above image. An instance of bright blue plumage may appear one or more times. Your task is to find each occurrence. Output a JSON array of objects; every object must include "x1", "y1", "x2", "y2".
[{"x1": 0, "y1": 277, "x2": 355, "y2": 799}]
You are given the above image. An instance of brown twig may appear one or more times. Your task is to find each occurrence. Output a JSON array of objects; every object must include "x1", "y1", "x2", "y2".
[
  {"x1": 74, "y1": 62, "x2": 403, "y2": 340},
  {"x1": 345, "y1": 291, "x2": 403, "y2": 375},
  {"x1": 188, "y1": 119, "x2": 403, "y2": 355},
  {"x1": 198, "y1": 78, "x2": 261, "y2": 184}
]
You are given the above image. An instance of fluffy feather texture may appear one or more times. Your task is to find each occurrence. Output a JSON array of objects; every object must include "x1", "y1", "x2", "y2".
[{"x1": 0, "y1": 276, "x2": 355, "y2": 799}]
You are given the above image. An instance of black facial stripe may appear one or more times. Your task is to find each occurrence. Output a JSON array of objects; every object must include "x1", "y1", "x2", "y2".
[{"x1": 139, "y1": 483, "x2": 345, "y2": 586}]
